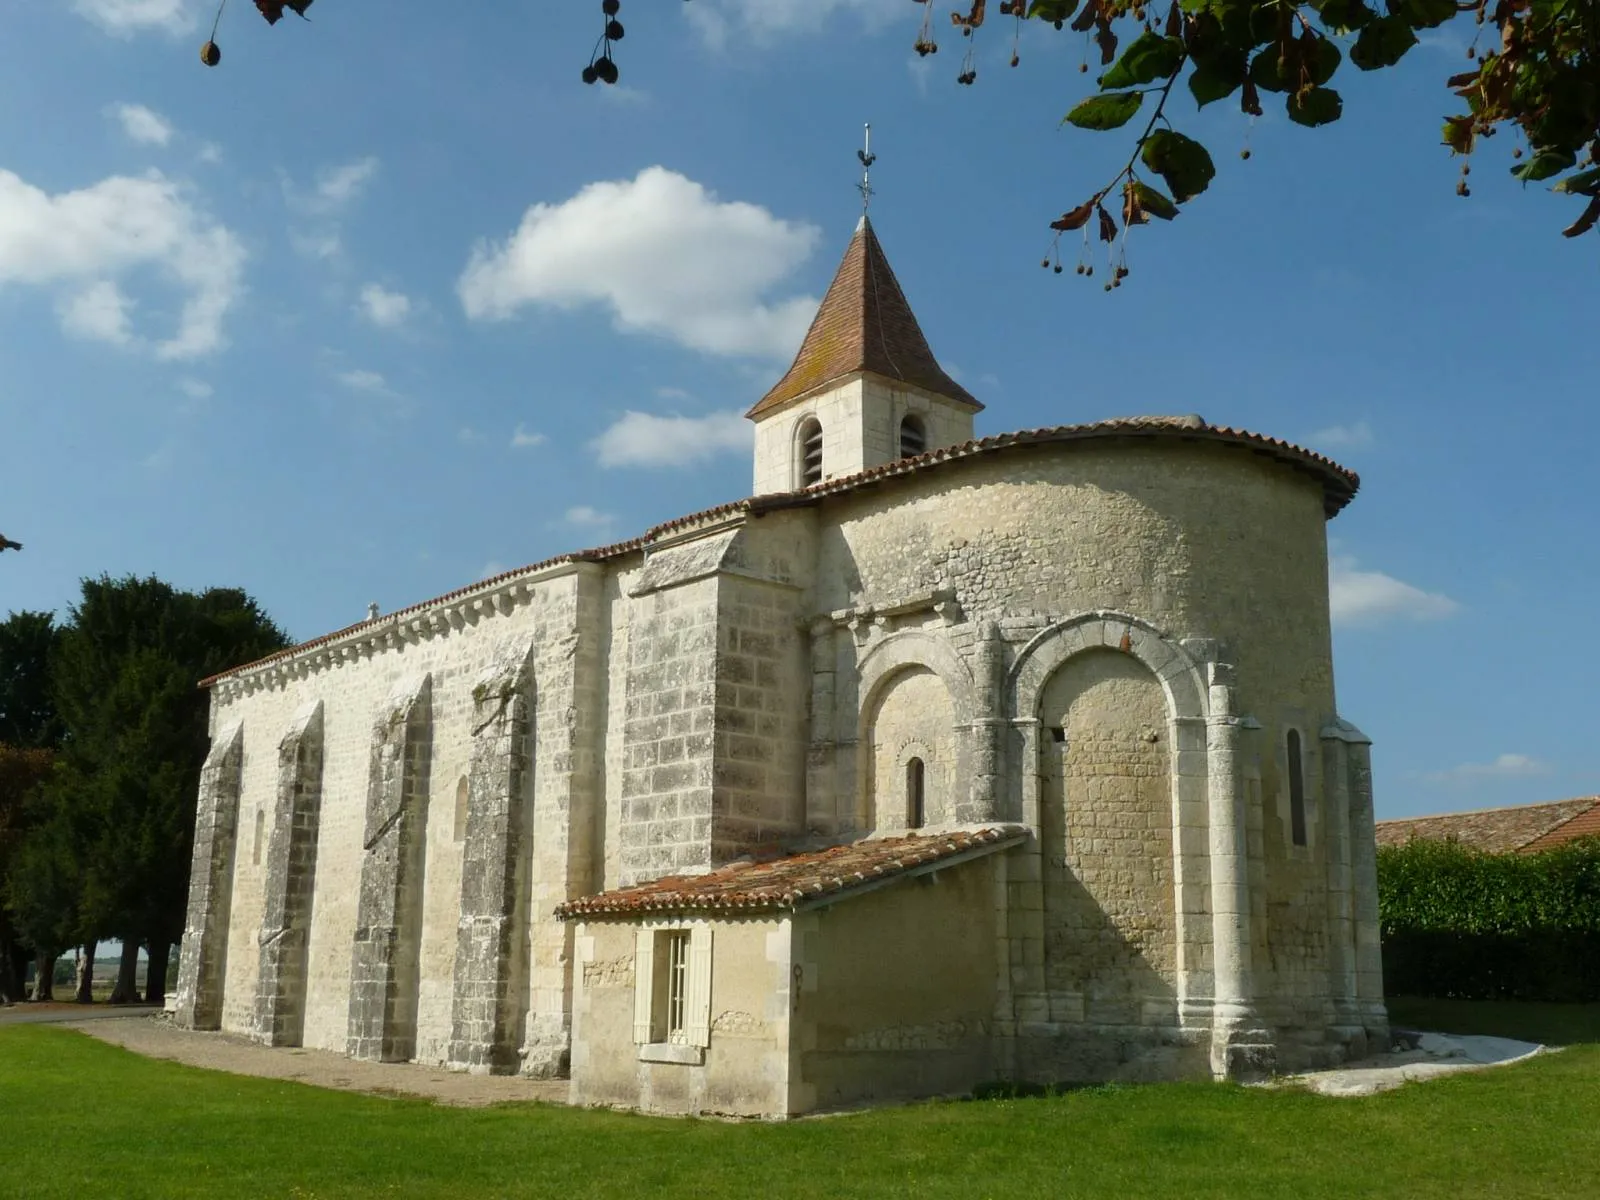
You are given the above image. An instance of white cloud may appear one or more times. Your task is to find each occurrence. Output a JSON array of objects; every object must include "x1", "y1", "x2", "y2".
[
  {"x1": 59, "y1": 281, "x2": 136, "y2": 346},
  {"x1": 1310, "y1": 420, "x2": 1374, "y2": 451},
  {"x1": 357, "y1": 282, "x2": 411, "y2": 327},
  {"x1": 0, "y1": 168, "x2": 243, "y2": 359},
  {"x1": 74, "y1": 0, "x2": 198, "y2": 36},
  {"x1": 290, "y1": 230, "x2": 341, "y2": 261},
  {"x1": 1329, "y1": 556, "x2": 1459, "y2": 627},
  {"x1": 559, "y1": 505, "x2": 616, "y2": 535},
  {"x1": 1424, "y1": 754, "x2": 1554, "y2": 784},
  {"x1": 312, "y1": 158, "x2": 379, "y2": 211},
  {"x1": 197, "y1": 142, "x2": 223, "y2": 165},
  {"x1": 336, "y1": 368, "x2": 389, "y2": 393},
  {"x1": 457, "y1": 426, "x2": 487, "y2": 445},
  {"x1": 480, "y1": 560, "x2": 507, "y2": 580},
  {"x1": 510, "y1": 423, "x2": 546, "y2": 449},
  {"x1": 109, "y1": 103, "x2": 175, "y2": 147},
  {"x1": 459, "y1": 166, "x2": 820, "y2": 359},
  {"x1": 592, "y1": 410, "x2": 751, "y2": 469},
  {"x1": 686, "y1": 0, "x2": 901, "y2": 47},
  {"x1": 177, "y1": 378, "x2": 212, "y2": 400}
]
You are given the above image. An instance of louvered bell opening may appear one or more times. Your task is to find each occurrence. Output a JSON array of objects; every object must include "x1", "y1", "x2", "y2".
[
  {"x1": 899, "y1": 415, "x2": 927, "y2": 459},
  {"x1": 800, "y1": 421, "x2": 824, "y2": 486}
]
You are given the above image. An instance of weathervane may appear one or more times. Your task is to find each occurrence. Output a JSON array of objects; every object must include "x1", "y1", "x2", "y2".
[{"x1": 857, "y1": 123, "x2": 876, "y2": 213}]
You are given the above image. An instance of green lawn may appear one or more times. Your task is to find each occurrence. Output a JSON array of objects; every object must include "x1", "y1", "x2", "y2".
[{"x1": 3, "y1": 1024, "x2": 1597, "y2": 1200}]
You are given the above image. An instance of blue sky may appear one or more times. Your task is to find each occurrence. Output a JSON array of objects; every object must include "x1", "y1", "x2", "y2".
[{"x1": 2, "y1": 0, "x2": 1595, "y2": 821}]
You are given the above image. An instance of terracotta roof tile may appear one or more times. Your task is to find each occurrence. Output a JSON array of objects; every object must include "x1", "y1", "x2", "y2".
[
  {"x1": 200, "y1": 416, "x2": 1357, "y2": 689},
  {"x1": 554, "y1": 827, "x2": 1026, "y2": 919},
  {"x1": 1375, "y1": 797, "x2": 1600, "y2": 855},
  {"x1": 1519, "y1": 798, "x2": 1600, "y2": 853},
  {"x1": 746, "y1": 216, "x2": 980, "y2": 418}
]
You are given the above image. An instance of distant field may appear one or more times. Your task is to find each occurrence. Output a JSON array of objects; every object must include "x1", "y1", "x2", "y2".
[{"x1": 2, "y1": 1014, "x2": 1596, "y2": 1200}]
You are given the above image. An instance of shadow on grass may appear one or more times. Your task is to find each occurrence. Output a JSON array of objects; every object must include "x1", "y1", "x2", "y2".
[{"x1": 1385, "y1": 997, "x2": 1600, "y2": 1046}]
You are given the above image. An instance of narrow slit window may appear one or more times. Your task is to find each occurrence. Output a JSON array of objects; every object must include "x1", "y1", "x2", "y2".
[
  {"x1": 453, "y1": 777, "x2": 469, "y2": 843},
  {"x1": 1287, "y1": 729, "x2": 1307, "y2": 847},
  {"x1": 907, "y1": 757, "x2": 926, "y2": 829},
  {"x1": 665, "y1": 930, "x2": 690, "y2": 1044},
  {"x1": 798, "y1": 418, "x2": 823, "y2": 487},
  {"x1": 899, "y1": 414, "x2": 927, "y2": 459},
  {"x1": 253, "y1": 809, "x2": 265, "y2": 866}
]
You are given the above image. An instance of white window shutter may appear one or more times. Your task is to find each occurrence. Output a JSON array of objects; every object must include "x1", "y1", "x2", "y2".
[
  {"x1": 632, "y1": 929, "x2": 654, "y2": 1044},
  {"x1": 686, "y1": 924, "x2": 714, "y2": 1049}
]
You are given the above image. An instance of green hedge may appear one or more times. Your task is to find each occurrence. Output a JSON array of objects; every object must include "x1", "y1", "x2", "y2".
[{"x1": 1378, "y1": 836, "x2": 1600, "y2": 1002}]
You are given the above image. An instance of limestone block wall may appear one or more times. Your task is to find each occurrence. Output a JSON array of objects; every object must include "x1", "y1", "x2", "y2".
[
  {"x1": 791, "y1": 856, "x2": 1002, "y2": 1113},
  {"x1": 252, "y1": 700, "x2": 325, "y2": 1047},
  {"x1": 174, "y1": 720, "x2": 244, "y2": 1031},
  {"x1": 347, "y1": 673, "x2": 434, "y2": 1063},
  {"x1": 1037, "y1": 650, "x2": 1177, "y2": 1029},
  {"x1": 812, "y1": 440, "x2": 1337, "y2": 732},
  {"x1": 615, "y1": 522, "x2": 812, "y2": 885},
  {"x1": 197, "y1": 566, "x2": 601, "y2": 1075},
  {"x1": 569, "y1": 917, "x2": 791, "y2": 1117},
  {"x1": 864, "y1": 667, "x2": 959, "y2": 830}
]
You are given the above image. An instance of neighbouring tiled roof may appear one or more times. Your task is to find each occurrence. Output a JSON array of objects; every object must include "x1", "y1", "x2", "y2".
[
  {"x1": 554, "y1": 827, "x2": 1027, "y2": 919},
  {"x1": 746, "y1": 216, "x2": 981, "y2": 419},
  {"x1": 200, "y1": 416, "x2": 1358, "y2": 688},
  {"x1": 1375, "y1": 797, "x2": 1600, "y2": 855},
  {"x1": 1519, "y1": 798, "x2": 1600, "y2": 853}
]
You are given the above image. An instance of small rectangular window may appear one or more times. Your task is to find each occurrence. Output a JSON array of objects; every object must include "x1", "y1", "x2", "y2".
[{"x1": 665, "y1": 930, "x2": 690, "y2": 1044}]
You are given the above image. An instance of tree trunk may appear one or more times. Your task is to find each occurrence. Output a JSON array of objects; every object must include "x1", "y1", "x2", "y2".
[
  {"x1": 0, "y1": 928, "x2": 26, "y2": 1004},
  {"x1": 30, "y1": 950, "x2": 56, "y2": 1001},
  {"x1": 73, "y1": 939, "x2": 98, "y2": 1003},
  {"x1": 108, "y1": 939, "x2": 141, "y2": 1004},
  {"x1": 145, "y1": 937, "x2": 174, "y2": 1007}
]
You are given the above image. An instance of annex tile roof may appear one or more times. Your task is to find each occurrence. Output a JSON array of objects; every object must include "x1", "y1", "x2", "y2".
[
  {"x1": 199, "y1": 415, "x2": 1359, "y2": 689},
  {"x1": 554, "y1": 827, "x2": 1027, "y2": 920},
  {"x1": 1375, "y1": 796, "x2": 1600, "y2": 855},
  {"x1": 746, "y1": 215, "x2": 981, "y2": 419}
]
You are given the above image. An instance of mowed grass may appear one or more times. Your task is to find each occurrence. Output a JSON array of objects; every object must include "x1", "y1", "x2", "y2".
[{"x1": 3, "y1": 1024, "x2": 1598, "y2": 1200}]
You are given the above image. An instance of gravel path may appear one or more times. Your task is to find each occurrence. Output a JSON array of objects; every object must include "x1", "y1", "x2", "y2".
[{"x1": 62, "y1": 1016, "x2": 571, "y2": 1108}]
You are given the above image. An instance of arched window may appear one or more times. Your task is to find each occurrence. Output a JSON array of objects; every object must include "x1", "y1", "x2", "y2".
[
  {"x1": 899, "y1": 414, "x2": 927, "y2": 459},
  {"x1": 1286, "y1": 729, "x2": 1307, "y2": 847},
  {"x1": 906, "y1": 757, "x2": 926, "y2": 829},
  {"x1": 797, "y1": 417, "x2": 823, "y2": 486}
]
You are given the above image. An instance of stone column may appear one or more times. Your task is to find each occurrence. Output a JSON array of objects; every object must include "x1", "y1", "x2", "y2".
[
  {"x1": 1319, "y1": 723, "x2": 1360, "y2": 1043},
  {"x1": 449, "y1": 653, "x2": 535, "y2": 1074},
  {"x1": 1170, "y1": 715, "x2": 1211, "y2": 1025},
  {"x1": 347, "y1": 674, "x2": 432, "y2": 1063},
  {"x1": 1345, "y1": 729, "x2": 1388, "y2": 1041},
  {"x1": 965, "y1": 621, "x2": 1005, "y2": 824},
  {"x1": 253, "y1": 702, "x2": 325, "y2": 1047},
  {"x1": 1205, "y1": 664, "x2": 1275, "y2": 1080},
  {"x1": 174, "y1": 720, "x2": 245, "y2": 1031},
  {"x1": 804, "y1": 616, "x2": 838, "y2": 834}
]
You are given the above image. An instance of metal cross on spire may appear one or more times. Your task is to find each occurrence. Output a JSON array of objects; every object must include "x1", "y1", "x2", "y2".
[{"x1": 856, "y1": 122, "x2": 876, "y2": 213}]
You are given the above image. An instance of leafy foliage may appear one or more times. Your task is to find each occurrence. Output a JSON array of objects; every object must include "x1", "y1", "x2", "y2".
[
  {"x1": 1378, "y1": 837, "x2": 1600, "y2": 1002},
  {"x1": 0, "y1": 612, "x2": 64, "y2": 750}
]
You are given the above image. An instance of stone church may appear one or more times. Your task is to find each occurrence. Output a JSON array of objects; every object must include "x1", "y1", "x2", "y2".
[{"x1": 173, "y1": 215, "x2": 1388, "y2": 1116}]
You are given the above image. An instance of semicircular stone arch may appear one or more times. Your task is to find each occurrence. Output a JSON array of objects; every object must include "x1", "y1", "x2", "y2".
[
  {"x1": 854, "y1": 629, "x2": 977, "y2": 832},
  {"x1": 1008, "y1": 612, "x2": 1206, "y2": 726},
  {"x1": 856, "y1": 628, "x2": 978, "y2": 731}
]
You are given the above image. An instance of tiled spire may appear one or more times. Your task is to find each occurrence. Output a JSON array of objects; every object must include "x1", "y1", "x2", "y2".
[{"x1": 746, "y1": 216, "x2": 981, "y2": 419}]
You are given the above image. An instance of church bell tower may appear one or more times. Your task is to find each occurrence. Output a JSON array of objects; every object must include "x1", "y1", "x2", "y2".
[{"x1": 746, "y1": 213, "x2": 983, "y2": 495}]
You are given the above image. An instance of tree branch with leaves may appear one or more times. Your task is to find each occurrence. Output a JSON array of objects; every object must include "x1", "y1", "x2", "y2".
[{"x1": 204, "y1": 0, "x2": 1600, "y2": 258}]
